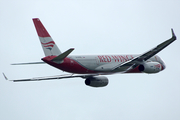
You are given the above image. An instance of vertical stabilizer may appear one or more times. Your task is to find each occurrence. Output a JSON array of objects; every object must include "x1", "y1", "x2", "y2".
[{"x1": 33, "y1": 18, "x2": 61, "y2": 56}]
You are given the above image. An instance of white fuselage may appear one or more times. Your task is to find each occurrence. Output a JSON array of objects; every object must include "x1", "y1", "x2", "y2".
[{"x1": 63, "y1": 54, "x2": 165, "y2": 73}]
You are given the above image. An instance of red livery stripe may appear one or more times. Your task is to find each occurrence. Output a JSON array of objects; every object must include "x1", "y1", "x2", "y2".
[{"x1": 41, "y1": 41, "x2": 55, "y2": 45}]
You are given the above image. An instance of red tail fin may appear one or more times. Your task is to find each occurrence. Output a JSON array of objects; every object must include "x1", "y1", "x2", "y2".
[
  {"x1": 32, "y1": 18, "x2": 61, "y2": 56},
  {"x1": 33, "y1": 18, "x2": 51, "y2": 37}
]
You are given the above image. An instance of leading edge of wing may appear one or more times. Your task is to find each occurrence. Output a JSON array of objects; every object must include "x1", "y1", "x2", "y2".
[
  {"x1": 138, "y1": 28, "x2": 176, "y2": 61},
  {"x1": 112, "y1": 29, "x2": 177, "y2": 71}
]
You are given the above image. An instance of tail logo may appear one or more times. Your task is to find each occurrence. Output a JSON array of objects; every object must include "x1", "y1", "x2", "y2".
[{"x1": 41, "y1": 41, "x2": 55, "y2": 50}]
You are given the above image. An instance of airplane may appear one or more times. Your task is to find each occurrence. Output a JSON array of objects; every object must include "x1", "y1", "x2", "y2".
[{"x1": 3, "y1": 18, "x2": 177, "y2": 87}]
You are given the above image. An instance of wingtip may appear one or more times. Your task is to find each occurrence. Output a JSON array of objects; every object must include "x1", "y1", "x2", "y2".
[
  {"x1": 171, "y1": 28, "x2": 177, "y2": 39},
  {"x1": 2, "y1": 73, "x2": 8, "y2": 80}
]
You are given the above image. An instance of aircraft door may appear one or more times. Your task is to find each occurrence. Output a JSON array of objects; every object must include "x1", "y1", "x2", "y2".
[{"x1": 96, "y1": 57, "x2": 99, "y2": 65}]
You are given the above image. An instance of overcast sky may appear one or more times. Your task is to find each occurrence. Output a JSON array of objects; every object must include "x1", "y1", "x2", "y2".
[{"x1": 0, "y1": 0, "x2": 180, "y2": 120}]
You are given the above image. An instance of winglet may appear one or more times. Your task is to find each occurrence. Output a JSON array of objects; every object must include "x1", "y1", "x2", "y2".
[
  {"x1": 171, "y1": 28, "x2": 176, "y2": 40},
  {"x1": 2, "y1": 73, "x2": 8, "y2": 80}
]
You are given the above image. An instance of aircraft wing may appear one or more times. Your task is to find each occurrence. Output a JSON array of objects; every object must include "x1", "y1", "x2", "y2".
[
  {"x1": 2, "y1": 73, "x2": 112, "y2": 82},
  {"x1": 112, "y1": 29, "x2": 177, "y2": 72}
]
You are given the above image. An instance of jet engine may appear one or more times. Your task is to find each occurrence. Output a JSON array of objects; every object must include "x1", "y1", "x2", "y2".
[
  {"x1": 138, "y1": 62, "x2": 162, "y2": 73},
  {"x1": 85, "y1": 76, "x2": 108, "y2": 87}
]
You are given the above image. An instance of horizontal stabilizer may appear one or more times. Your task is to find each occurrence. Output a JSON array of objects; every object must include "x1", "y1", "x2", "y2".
[
  {"x1": 51, "y1": 48, "x2": 74, "y2": 63},
  {"x1": 11, "y1": 62, "x2": 45, "y2": 65}
]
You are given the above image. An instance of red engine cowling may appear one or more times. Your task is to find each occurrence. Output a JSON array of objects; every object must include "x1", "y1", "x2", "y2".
[
  {"x1": 138, "y1": 62, "x2": 162, "y2": 73},
  {"x1": 85, "y1": 76, "x2": 108, "y2": 87}
]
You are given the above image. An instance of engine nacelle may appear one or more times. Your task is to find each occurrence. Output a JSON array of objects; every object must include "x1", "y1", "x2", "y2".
[
  {"x1": 138, "y1": 62, "x2": 162, "y2": 73},
  {"x1": 85, "y1": 76, "x2": 108, "y2": 87}
]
